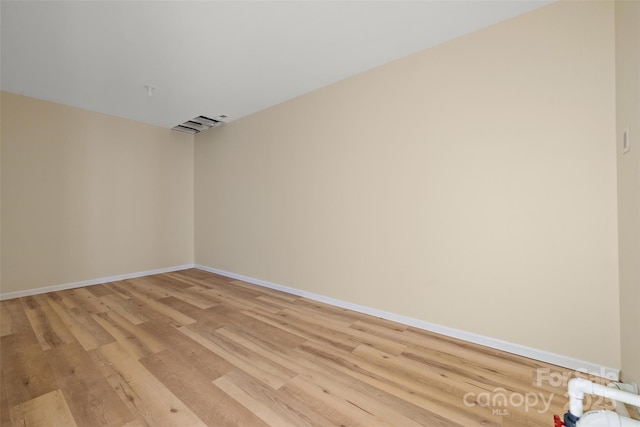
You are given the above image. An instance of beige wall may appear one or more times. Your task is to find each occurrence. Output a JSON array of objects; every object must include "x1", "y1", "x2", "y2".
[
  {"x1": 195, "y1": 1, "x2": 621, "y2": 369},
  {"x1": 616, "y1": 0, "x2": 640, "y2": 384},
  {"x1": 1, "y1": 92, "x2": 194, "y2": 294},
  {"x1": 1, "y1": 1, "x2": 626, "y2": 373}
]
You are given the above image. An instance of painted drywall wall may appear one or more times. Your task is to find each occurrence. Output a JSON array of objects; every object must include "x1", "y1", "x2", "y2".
[
  {"x1": 616, "y1": 0, "x2": 640, "y2": 384},
  {"x1": 1, "y1": 92, "x2": 194, "y2": 294},
  {"x1": 195, "y1": 1, "x2": 620, "y2": 369}
]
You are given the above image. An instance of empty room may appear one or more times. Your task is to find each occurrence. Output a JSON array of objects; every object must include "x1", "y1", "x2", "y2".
[{"x1": 1, "y1": 1, "x2": 638, "y2": 426}]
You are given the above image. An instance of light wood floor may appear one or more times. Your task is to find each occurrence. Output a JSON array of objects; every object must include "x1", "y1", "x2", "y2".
[{"x1": 1, "y1": 269, "x2": 611, "y2": 426}]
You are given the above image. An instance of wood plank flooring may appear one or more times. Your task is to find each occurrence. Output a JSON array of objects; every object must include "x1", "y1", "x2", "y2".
[{"x1": 0, "y1": 269, "x2": 613, "y2": 426}]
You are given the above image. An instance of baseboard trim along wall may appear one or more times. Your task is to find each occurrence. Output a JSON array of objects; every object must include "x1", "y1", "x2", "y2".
[
  {"x1": 0, "y1": 264, "x2": 196, "y2": 301},
  {"x1": 0, "y1": 263, "x2": 620, "y2": 380},
  {"x1": 195, "y1": 264, "x2": 621, "y2": 381}
]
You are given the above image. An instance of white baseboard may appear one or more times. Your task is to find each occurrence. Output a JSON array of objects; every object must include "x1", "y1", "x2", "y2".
[
  {"x1": 0, "y1": 264, "x2": 196, "y2": 301},
  {"x1": 195, "y1": 264, "x2": 620, "y2": 381},
  {"x1": 1, "y1": 263, "x2": 619, "y2": 380}
]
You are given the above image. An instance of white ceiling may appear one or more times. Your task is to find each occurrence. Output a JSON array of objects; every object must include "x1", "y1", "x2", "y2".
[{"x1": 1, "y1": 1, "x2": 553, "y2": 129}]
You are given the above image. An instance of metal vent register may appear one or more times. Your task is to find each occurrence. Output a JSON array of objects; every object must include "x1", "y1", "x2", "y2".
[{"x1": 172, "y1": 115, "x2": 227, "y2": 134}]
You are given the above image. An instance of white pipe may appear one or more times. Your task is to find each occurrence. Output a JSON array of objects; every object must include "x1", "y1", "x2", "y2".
[
  {"x1": 568, "y1": 378, "x2": 640, "y2": 417},
  {"x1": 608, "y1": 382, "x2": 638, "y2": 418}
]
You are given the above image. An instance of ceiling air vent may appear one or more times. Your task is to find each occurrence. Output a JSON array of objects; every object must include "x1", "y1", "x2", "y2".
[{"x1": 172, "y1": 115, "x2": 227, "y2": 134}]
